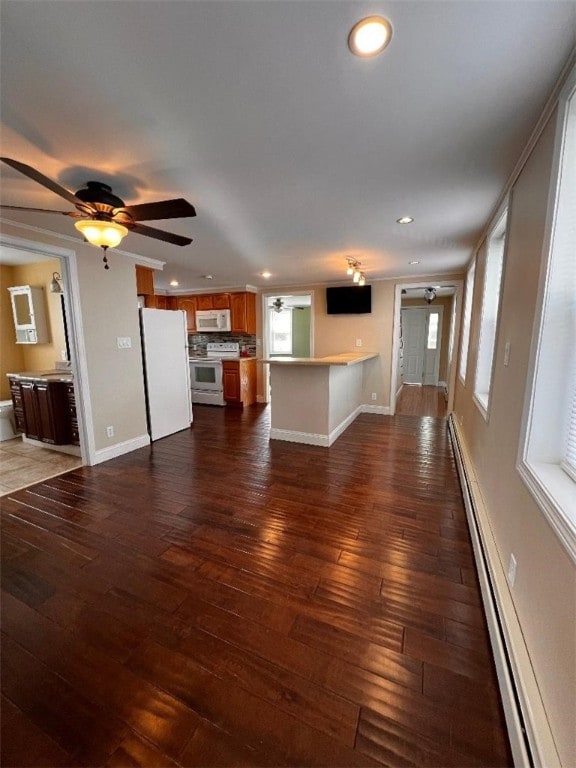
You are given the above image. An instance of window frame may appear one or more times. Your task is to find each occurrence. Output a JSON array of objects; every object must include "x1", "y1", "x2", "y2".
[
  {"x1": 518, "y1": 64, "x2": 576, "y2": 564},
  {"x1": 458, "y1": 259, "x2": 476, "y2": 384},
  {"x1": 473, "y1": 206, "x2": 508, "y2": 419}
]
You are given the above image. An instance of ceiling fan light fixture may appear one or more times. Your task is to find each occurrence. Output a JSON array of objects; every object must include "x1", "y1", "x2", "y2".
[
  {"x1": 75, "y1": 219, "x2": 128, "y2": 249},
  {"x1": 353, "y1": 268, "x2": 362, "y2": 283},
  {"x1": 348, "y1": 16, "x2": 392, "y2": 58},
  {"x1": 358, "y1": 273, "x2": 366, "y2": 286}
]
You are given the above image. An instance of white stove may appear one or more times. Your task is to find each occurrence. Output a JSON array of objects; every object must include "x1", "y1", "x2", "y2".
[
  {"x1": 206, "y1": 342, "x2": 239, "y2": 359},
  {"x1": 189, "y1": 343, "x2": 239, "y2": 407}
]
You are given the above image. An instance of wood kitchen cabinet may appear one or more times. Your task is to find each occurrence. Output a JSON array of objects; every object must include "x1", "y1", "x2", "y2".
[
  {"x1": 230, "y1": 292, "x2": 256, "y2": 334},
  {"x1": 177, "y1": 296, "x2": 197, "y2": 330},
  {"x1": 66, "y1": 383, "x2": 80, "y2": 446},
  {"x1": 222, "y1": 359, "x2": 257, "y2": 407},
  {"x1": 135, "y1": 265, "x2": 155, "y2": 296},
  {"x1": 9, "y1": 378, "x2": 25, "y2": 434},
  {"x1": 15, "y1": 378, "x2": 71, "y2": 445},
  {"x1": 197, "y1": 293, "x2": 230, "y2": 310}
]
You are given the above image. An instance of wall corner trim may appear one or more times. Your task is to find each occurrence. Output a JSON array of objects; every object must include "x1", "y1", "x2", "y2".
[{"x1": 448, "y1": 415, "x2": 561, "y2": 768}]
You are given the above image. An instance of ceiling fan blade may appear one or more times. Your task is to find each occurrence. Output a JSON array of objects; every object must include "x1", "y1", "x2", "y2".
[
  {"x1": 0, "y1": 157, "x2": 89, "y2": 209},
  {"x1": 129, "y1": 222, "x2": 192, "y2": 246},
  {"x1": 121, "y1": 198, "x2": 196, "y2": 222},
  {"x1": 0, "y1": 204, "x2": 81, "y2": 217}
]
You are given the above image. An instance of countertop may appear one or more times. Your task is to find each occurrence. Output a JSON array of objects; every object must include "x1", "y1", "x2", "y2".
[
  {"x1": 188, "y1": 356, "x2": 258, "y2": 363},
  {"x1": 7, "y1": 370, "x2": 74, "y2": 383},
  {"x1": 262, "y1": 352, "x2": 378, "y2": 366}
]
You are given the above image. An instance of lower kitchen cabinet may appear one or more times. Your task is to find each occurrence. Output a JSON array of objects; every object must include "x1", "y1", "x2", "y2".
[
  {"x1": 222, "y1": 359, "x2": 257, "y2": 406},
  {"x1": 15, "y1": 378, "x2": 71, "y2": 445}
]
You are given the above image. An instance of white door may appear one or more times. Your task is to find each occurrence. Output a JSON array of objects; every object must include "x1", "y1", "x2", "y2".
[
  {"x1": 401, "y1": 307, "x2": 444, "y2": 385},
  {"x1": 141, "y1": 309, "x2": 192, "y2": 440},
  {"x1": 401, "y1": 308, "x2": 427, "y2": 383}
]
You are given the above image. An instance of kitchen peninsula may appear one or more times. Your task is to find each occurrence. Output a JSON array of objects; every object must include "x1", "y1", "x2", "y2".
[{"x1": 264, "y1": 352, "x2": 379, "y2": 446}]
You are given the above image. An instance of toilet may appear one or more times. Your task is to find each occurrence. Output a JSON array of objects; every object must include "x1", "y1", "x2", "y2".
[{"x1": 0, "y1": 400, "x2": 17, "y2": 442}]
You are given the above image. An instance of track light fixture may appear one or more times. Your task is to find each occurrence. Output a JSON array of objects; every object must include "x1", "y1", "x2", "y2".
[{"x1": 345, "y1": 257, "x2": 366, "y2": 286}]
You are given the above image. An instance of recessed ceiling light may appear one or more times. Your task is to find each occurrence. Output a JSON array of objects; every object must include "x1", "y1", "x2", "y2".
[
  {"x1": 203, "y1": 274, "x2": 213, "y2": 280},
  {"x1": 397, "y1": 216, "x2": 414, "y2": 224},
  {"x1": 348, "y1": 16, "x2": 393, "y2": 58},
  {"x1": 169, "y1": 279, "x2": 179, "y2": 287},
  {"x1": 260, "y1": 271, "x2": 271, "y2": 279},
  {"x1": 409, "y1": 260, "x2": 420, "y2": 265}
]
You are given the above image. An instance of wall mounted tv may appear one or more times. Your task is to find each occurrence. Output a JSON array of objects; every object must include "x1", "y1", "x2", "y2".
[{"x1": 326, "y1": 285, "x2": 372, "y2": 315}]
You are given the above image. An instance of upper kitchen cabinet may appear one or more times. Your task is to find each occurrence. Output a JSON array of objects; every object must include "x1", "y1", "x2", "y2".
[
  {"x1": 177, "y1": 296, "x2": 197, "y2": 331},
  {"x1": 230, "y1": 292, "x2": 256, "y2": 334},
  {"x1": 197, "y1": 293, "x2": 230, "y2": 311},
  {"x1": 8, "y1": 285, "x2": 49, "y2": 344},
  {"x1": 135, "y1": 265, "x2": 155, "y2": 296}
]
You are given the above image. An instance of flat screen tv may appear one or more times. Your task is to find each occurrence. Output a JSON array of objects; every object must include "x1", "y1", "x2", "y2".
[{"x1": 326, "y1": 285, "x2": 371, "y2": 315}]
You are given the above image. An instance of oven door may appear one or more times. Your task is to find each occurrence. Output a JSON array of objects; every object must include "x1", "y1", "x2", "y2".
[{"x1": 189, "y1": 360, "x2": 222, "y2": 392}]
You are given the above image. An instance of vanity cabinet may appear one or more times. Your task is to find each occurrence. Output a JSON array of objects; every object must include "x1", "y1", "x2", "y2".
[
  {"x1": 222, "y1": 359, "x2": 257, "y2": 407},
  {"x1": 9, "y1": 378, "x2": 26, "y2": 434},
  {"x1": 66, "y1": 383, "x2": 80, "y2": 446},
  {"x1": 14, "y1": 378, "x2": 71, "y2": 445},
  {"x1": 230, "y1": 292, "x2": 256, "y2": 334},
  {"x1": 8, "y1": 285, "x2": 49, "y2": 344}
]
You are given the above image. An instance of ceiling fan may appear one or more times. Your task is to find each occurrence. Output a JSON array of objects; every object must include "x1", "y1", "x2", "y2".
[{"x1": 0, "y1": 157, "x2": 196, "y2": 268}]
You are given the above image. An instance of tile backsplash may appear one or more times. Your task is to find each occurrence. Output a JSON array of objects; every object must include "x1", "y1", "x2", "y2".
[{"x1": 188, "y1": 333, "x2": 257, "y2": 356}]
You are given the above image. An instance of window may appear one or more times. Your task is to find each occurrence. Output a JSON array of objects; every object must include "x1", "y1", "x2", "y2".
[
  {"x1": 459, "y1": 260, "x2": 475, "y2": 383},
  {"x1": 270, "y1": 309, "x2": 292, "y2": 355},
  {"x1": 426, "y1": 312, "x2": 439, "y2": 350},
  {"x1": 519, "y1": 65, "x2": 576, "y2": 562},
  {"x1": 474, "y1": 210, "x2": 507, "y2": 414}
]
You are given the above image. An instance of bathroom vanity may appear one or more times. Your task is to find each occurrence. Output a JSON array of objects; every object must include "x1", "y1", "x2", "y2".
[{"x1": 7, "y1": 372, "x2": 79, "y2": 448}]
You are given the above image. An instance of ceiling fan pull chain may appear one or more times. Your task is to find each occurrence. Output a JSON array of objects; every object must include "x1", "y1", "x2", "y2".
[{"x1": 102, "y1": 246, "x2": 109, "y2": 270}]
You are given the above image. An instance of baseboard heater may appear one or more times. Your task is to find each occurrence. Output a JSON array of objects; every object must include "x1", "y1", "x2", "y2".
[{"x1": 448, "y1": 415, "x2": 534, "y2": 768}]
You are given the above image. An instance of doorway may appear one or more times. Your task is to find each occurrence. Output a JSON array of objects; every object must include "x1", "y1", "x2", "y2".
[
  {"x1": 401, "y1": 305, "x2": 444, "y2": 385},
  {"x1": 0, "y1": 234, "x2": 88, "y2": 477},
  {"x1": 390, "y1": 281, "x2": 463, "y2": 416},
  {"x1": 261, "y1": 292, "x2": 313, "y2": 402}
]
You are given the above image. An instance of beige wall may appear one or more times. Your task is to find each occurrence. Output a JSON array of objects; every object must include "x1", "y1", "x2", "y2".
[
  {"x1": 0, "y1": 224, "x2": 148, "y2": 457},
  {"x1": 258, "y1": 275, "x2": 462, "y2": 408},
  {"x1": 453, "y1": 110, "x2": 575, "y2": 765},
  {"x1": 0, "y1": 265, "x2": 25, "y2": 399}
]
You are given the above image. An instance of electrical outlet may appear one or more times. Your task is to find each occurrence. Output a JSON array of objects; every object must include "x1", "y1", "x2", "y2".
[
  {"x1": 371, "y1": 392, "x2": 377, "y2": 401},
  {"x1": 507, "y1": 553, "x2": 517, "y2": 587},
  {"x1": 106, "y1": 426, "x2": 114, "y2": 438},
  {"x1": 61, "y1": 350, "x2": 68, "y2": 361},
  {"x1": 355, "y1": 338, "x2": 362, "y2": 347},
  {"x1": 504, "y1": 341, "x2": 511, "y2": 367},
  {"x1": 117, "y1": 336, "x2": 132, "y2": 349}
]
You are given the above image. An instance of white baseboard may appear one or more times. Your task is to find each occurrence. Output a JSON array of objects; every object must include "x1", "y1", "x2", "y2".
[
  {"x1": 362, "y1": 404, "x2": 391, "y2": 415},
  {"x1": 90, "y1": 434, "x2": 151, "y2": 465},
  {"x1": 270, "y1": 427, "x2": 329, "y2": 447},
  {"x1": 449, "y1": 416, "x2": 559, "y2": 768}
]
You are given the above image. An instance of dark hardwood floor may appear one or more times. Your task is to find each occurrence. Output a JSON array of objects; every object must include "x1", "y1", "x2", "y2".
[
  {"x1": 396, "y1": 386, "x2": 447, "y2": 418},
  {"x1": 0, "y1": 404, "x2": 512, "y2": 767}
]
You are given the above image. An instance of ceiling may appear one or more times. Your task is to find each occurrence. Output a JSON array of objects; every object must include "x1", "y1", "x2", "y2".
[{"x1": 1, "y1": 1, "x2": 574, "y2": 293}]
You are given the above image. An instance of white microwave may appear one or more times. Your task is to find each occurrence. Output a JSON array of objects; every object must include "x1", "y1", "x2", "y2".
[{"x1": 195, "y1": 309, "x2": 231, "y2": 332}]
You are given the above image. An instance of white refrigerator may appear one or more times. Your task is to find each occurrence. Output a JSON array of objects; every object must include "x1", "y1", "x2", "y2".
[{"x1": 140, "y1": 308, "x2": 192, "y2": 441}]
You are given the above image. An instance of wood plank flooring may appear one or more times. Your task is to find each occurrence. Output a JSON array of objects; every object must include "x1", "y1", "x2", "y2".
[
  {"x1": 0, "y1": 405, "x2": 512, "y2": 767},
  {"x1": 396, "y1": 386, "x2": 447, "y2": 418}
]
